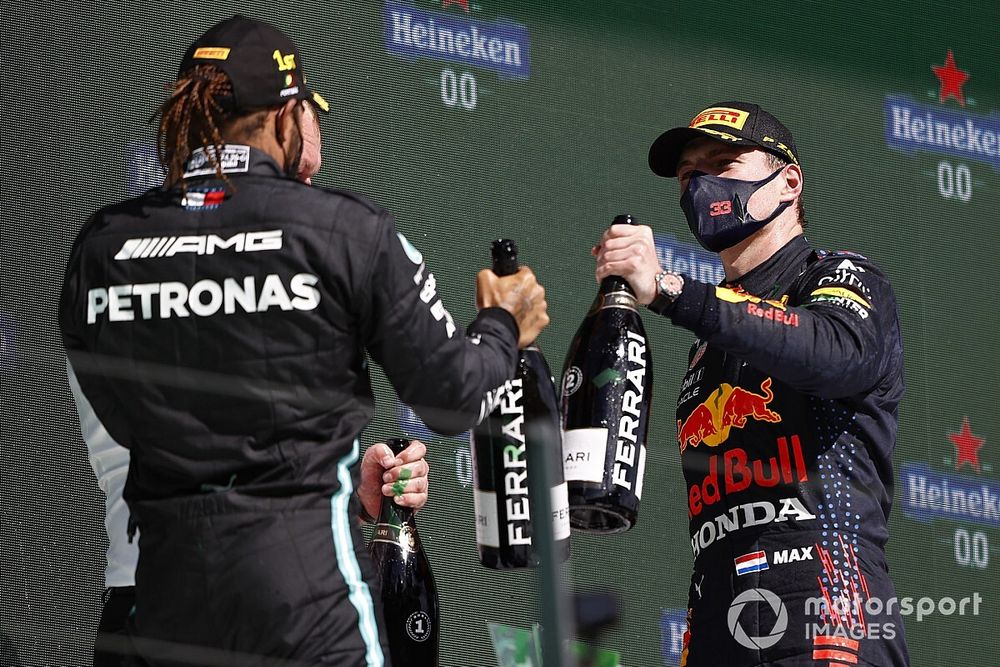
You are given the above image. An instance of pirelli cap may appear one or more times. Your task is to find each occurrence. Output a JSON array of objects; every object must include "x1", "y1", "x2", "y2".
[
  {"x1": 178, "y1": 15, "x2": 330, "y2": 114},
  {"x1": 648, "y1": 101, "x2": 798, "y2": 177}
]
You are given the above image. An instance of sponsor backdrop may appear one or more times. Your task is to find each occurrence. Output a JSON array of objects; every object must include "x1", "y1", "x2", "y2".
[{"x1": 1, "y1": 1, "x2": 997, "y2": 665}]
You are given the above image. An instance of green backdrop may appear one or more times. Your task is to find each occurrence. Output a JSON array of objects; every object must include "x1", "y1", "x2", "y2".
[{"x1": 2, "y1": 1, "x2": 997, "y2": 665}]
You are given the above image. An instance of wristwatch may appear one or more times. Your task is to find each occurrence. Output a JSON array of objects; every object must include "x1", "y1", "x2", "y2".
[{"x1": 649, "y1": 270, "x2": 684, "y2": 314}]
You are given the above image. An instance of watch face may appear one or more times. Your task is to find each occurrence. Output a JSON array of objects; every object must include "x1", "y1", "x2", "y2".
[{"x1": 659, "y1": 273, "x2": 682, "y2": 298}]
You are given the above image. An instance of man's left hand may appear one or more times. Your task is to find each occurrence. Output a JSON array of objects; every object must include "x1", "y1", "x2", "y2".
[
  {"x1": 593, "y1": 223, "x2": 661, "y2": 305},
  {"x1": 358, "y1": 440, "x2": 429, "y2": 521}
]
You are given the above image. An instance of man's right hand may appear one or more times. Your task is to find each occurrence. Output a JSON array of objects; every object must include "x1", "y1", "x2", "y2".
[
  {"x1": 593, "y1": 223, "x2": 661, "y2": 305},
  {"x1": 476, "y1": 266, "x2": 549, "y2": 348}
]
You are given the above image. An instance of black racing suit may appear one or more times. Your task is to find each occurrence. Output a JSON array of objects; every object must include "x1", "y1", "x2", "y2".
[
  {"x1": 59, "y1": 145, "x2": 518, "y2": 667},
  {"x1": 651, "y1": 235, "x2": 909, "y2": 666}
]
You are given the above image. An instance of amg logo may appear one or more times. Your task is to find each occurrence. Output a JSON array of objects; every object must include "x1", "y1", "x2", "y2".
[{"x1": 114, "y1": 230, "x2": 282, "y2": 261}]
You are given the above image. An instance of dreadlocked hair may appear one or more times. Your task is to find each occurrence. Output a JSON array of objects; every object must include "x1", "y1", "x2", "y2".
[{"x1": 152, "y1": 64, "x2": 235, "y2": 193}]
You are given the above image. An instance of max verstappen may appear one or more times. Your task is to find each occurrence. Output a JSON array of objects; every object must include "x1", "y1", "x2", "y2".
[{"x1": 594, "y1": 102, "x2": 910, "y2": 666}]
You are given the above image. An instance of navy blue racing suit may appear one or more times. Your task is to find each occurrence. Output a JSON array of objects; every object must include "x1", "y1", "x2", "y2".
[{"x1": 651, "y1": 235, "x2": 910, "y2": 667}]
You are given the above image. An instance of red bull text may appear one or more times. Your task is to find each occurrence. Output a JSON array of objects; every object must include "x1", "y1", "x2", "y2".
[{"x1": 688, "y1": 435, "x2": 808, "y2": 517}]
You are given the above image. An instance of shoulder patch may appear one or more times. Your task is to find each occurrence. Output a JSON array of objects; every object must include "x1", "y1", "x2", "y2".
[
  {"x1": 809, "y1": 286, "x2": 871, "y2": 309},
  {"x1": 802, "y1": 250, "x2": 878, "y2": 317},
  {"x1": 834, "y1": 258, "x2": 865, "y2": 273}
]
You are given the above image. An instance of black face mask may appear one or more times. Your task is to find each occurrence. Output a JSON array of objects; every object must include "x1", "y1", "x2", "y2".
[{"x1": 679, "y1": 168, "x2": 790, "y2": 252}]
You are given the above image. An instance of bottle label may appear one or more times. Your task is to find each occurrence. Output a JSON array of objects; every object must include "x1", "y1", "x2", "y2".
[
  {"x1": 372, "y1": 522, "x2": 418, "y2": 551},
  {"x1": 406, "y1": 610, "x2": 433, "y2": 642},
  {"x1": 562, "y1": 428, "x2": 607, "y2": 483},
  {"x1": 635, "y1": 444, "x2": 648, "y2": 500},
  {"x1": 474, "y1": 489, "x2": 500, "y2": 548},
  {"x1": 562, "y1": 366, "x2": 583, "y2": 397},
  {"x1": 550, "y1": 482, "x2": 571, "y2": 540},
  {"x1": 610, "y1": 329, "x2": 649, "y2": 493},
  {"x1": 594, "y1": 290, "x2": 638, "y2": 313}
]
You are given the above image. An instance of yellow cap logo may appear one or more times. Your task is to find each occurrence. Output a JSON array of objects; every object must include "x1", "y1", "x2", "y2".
[
  {"x1": 762, "y1": 136, "x2": 799, "y2": 164},
  {"x1": 689, "y1": 107, "x2": 749, "y2": 131},
  {"x1": 312, "y1": 91, "x2": 330, "y2": 112},
  {"x1": 193, "y1": 47, "x2": 231, "y2": 60},
  {"x1": 272, "y1": 50, "x2": 296, "y2": 71}
]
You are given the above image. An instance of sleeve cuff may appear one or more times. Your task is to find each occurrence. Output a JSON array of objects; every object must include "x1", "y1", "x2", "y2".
[
  {"x1": 469, "y1": 306, "x2": 519, "y2": 343},
  {"x1": 355, "y1": 491, "x2": 378, "y2": 524},
  {"x1": 651, "y1": 277, "x2": 719, "y2": 337}
]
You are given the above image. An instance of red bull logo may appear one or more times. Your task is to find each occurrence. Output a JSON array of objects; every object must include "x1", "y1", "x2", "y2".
[
  {"x1": 715, "y1": 285, "x2": 788, "y2": 309},
  {"x1": 677, "y1": 377, "x2": 781, "y2": 452}
]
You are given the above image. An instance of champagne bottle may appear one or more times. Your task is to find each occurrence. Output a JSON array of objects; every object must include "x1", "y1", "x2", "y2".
[
  {"x1": 469, "y1": 239, "x2": 571, "y2": 569},
  {"x1": 368, "y1": 438, "x2": 440, "y2": 666},
  {"x1": 560, "y1": 214, "x2": 653, "y2": 533}
]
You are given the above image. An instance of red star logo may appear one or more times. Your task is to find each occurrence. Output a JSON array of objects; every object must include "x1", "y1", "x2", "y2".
[
  {"x1": 932, "y1": 50, "x2": 970, "y2": 107},
  {"x1": 949, "y1": 417, "x2": 985, "y2": 473},
  {"x1": 442, "y1": 0, "x2": 470, "y2": 11}
]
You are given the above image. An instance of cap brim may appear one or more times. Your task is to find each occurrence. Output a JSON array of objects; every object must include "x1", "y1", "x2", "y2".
[{"x1": 648, "y1": 127, "x2": 756, "y2": 177}]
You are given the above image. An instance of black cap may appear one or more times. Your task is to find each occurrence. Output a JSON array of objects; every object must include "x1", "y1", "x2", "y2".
[
  {"x1": 648, "y1": 102, "x2": 797, "y2": 177},
  {"x1": 178, "y1": 15, "x2": 329, "y2": 114}
]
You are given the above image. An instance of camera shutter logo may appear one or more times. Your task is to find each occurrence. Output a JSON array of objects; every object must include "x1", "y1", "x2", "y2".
[{"x1": 727, "y1": 587, "x2": 788, "y2": 650}]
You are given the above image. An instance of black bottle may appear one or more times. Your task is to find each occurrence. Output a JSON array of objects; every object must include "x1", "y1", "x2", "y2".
[
  {"x1": 559, "y1": 214, "x2": 653, "y2": 533},
  {"x1": 368, "y1": 438, "x2": 440, "y2": 666},
  {"x1": 470, "y1": 239, "x2": 571, "y2": 569}
]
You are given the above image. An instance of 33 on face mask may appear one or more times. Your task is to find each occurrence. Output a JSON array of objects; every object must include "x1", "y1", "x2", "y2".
[{"x1": 680, "y1": 168, "x2": 790, "y2": 252}]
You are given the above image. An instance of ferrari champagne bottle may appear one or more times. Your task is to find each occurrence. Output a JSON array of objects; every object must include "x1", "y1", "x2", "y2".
[
  {"x1": 470, "y1": 239, "x2": 571, "y2": 569},
  {"x1": 560, "y1": 214, "x2": 653, "y2": 533},
  {"x1": 368, "y1": 438, "x2": 440, "y2": 666}
]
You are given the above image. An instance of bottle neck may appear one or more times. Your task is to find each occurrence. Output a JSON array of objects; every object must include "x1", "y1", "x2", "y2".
[
  {"x1": 589, "y1": 275, "x2": 638, "y2": 313},
  {"x1": 599, "y1": 275, "x2": 634, "y2": 295},
  {"x1": 373, "y1": 497, "x2": 420, "y2": 554},
  {"x1": 379, "y1": 437, "x2": 412, "y2": 526},
  {"x1": 378, "y1": 497, "x2": 414, "y2": 526}
]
